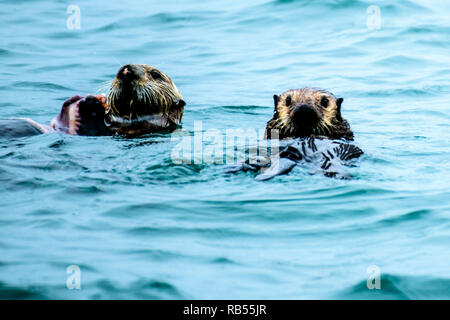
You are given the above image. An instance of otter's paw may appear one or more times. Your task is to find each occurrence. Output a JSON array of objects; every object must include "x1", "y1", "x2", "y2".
[
  {"x1": 76, "y1": 95, "x2": 111, "y2": 136},
  {"x1": 51, "y1": 95, "x2": 111, "y2": 136}
]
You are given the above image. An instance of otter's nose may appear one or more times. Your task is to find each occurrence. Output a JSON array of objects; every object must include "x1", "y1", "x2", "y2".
[
  {"x1": 293, "y1": 104, "x2": 319, "y2": 125},
  {"x1": 117, "y1": 64, "x2": 142, "y2": 82}
]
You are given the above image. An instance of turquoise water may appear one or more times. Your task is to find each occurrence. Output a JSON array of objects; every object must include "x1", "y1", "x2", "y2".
[{"x1": 1, "y1": 0, "x2": 450, "y2": 299}]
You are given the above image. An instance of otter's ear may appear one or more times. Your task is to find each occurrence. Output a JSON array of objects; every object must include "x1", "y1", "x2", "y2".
[
  {"x1": 336, "y1": 98, "x2": 344, "y2": 120},
  {"x1": 273, "y1": 95, "x2": 279, "y2": 109}
]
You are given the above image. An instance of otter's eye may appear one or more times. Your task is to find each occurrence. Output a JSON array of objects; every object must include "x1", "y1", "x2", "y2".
[
  {"x1": 150, "y1": 71, "x2": 162, "y2": 80},
  {"x1": 285, "y1": 96, "x2": 292, "y2": 106},
  {"x1": 320, "y1": 96, "x2": 329, "y2": 108}
]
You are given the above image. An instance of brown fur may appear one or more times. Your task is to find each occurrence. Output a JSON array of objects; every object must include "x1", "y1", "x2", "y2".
[
  {"x1": 265, "y1": 87, "x2": 354, "y2": 140},
  {"x1": 105, "y1": 64, "x2": 185, "y2": 135}
]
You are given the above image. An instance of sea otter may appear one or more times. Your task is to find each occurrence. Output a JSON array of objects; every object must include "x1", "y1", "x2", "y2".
[
  {"x1": 105, "y1": 64, "x2": 186, "y2": 135},
  {"x1": 265, "y1": 87, "x2": 354, "y2": 140},
  {"x1": 227, "y1": 87, "x2": 363, "y2": 180},
  {"x1": 0, "y1": 64, "x2": 185, "y2": 138}
]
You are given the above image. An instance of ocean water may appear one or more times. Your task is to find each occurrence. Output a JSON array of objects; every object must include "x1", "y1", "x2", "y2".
[{"x1": 1, "y1": 0, "x2": 449, "y2": 299}]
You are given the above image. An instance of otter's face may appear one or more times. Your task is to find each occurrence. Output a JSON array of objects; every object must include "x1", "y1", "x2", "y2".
[
  {"x1": 272, "y1": 87, "x2": 352, "y2": 140},
  {"x1": 107, "y1": 64, "x2": 185, "y2": 125}
]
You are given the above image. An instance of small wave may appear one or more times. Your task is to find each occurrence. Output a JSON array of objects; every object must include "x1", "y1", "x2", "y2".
[
  {"x1": 212, "y1": 257, "x2": 237, "y2": 265},
  {"x1": 398, "y1": 24, "x2": 450, "y2": 35},
  {"x1": 372, "y1": 55, "x2": 429, "y2": 67},
  {"x1": 0, "y1": 48, "x2": 10, "y2": 57},
  {"x1": 364, "y1": 86, "x2": 447, "y2": 97},
  {"x1": 377, "y1": 209, "x2": 431, "y2": 227},
  {"x1": 94, "y1": 278, "x2": 183, "y2": 299},
  {"x1": 336, "y1": 274, "x2": 450, "y2": 299},
  {"x1": 93, "y1": 11, "x2": 215, "y2": 33},
  {"x1": 13, "y1": 81, "x2": 72, "y2": 92},
  {"x1": 0, "y1": 282, "x2": 48, "y2": 300},
  {"x1": 144, "y1": 12, "x2": 216, "y2": 24},
  {"x1": 272, "y1": 0, "x2": 359, "y2": 9},
  {"x1": 219, "y1": 105, "x2": 268, "y2": 115},
  {"x1": 29, "y1": 63, "x2": 84, "y2": 73},
  {"x1": 124, "y1": 225, "x2": 252, "y2": 239},
  {"x1": 125, "y1": 249, "x2": 186, "y2": 261},
  {"x1": 271, "y1": 0, "x2": 432, "y2": 13},
  {"x1": 61, "y1": 185, "x2": 106, "y2": 196},
  {"x1": 131, "y1": 279, "x2": 184, "y2": 299}
]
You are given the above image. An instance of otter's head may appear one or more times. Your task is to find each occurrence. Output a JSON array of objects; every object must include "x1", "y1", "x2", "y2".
[
  {"x1": 267, "y1": 87, "x2": 354, "y2": 140},
  {"x1": 106, "y1": 64, "x2": 185, "y2": 135}
]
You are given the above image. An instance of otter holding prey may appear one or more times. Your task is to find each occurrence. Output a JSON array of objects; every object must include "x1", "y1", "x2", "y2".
[
  {"x1": 227, "y1": 87, "x2": 363, "y2": 180},
  {"x1": 0, "y1": 64, "x2": 185, "y2": 138}
]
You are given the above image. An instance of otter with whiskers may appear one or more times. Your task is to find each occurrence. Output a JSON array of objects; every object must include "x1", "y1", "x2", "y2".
[
  {"x1": 227, "y1": 87, "x2": 363, "y2": 180},
  {"x1": 0, "y1": 64, "x2": 185, "y2": 138},
  {"x1": 106, "y1": 64, "x2": 186, "y2": 135},
  {"x1": 266, "y1": 87, "x2": 353, "y2": 140}
]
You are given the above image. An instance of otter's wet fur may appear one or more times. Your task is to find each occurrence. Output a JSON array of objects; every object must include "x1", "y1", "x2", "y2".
[
  {"x1": 106, "y1": 64, "x2": 185, "y2": 135},
  {"x1": 265, "y1": 87, "x2": 353, "y2": 140},
  {"x1": 0, "y1": 65, "x2": 185, "y2": 138},
  {"x1": 227, "y1": 87, "x2": 363, "y2": 180}
]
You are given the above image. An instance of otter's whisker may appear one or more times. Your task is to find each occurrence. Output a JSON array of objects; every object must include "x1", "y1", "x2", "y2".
[
  {"x1": 96, "y1": 80, "x2": 113, "y2": 93},
  {"x1": 142, "y1": 86, "x2": 154, "y2": 108}
]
